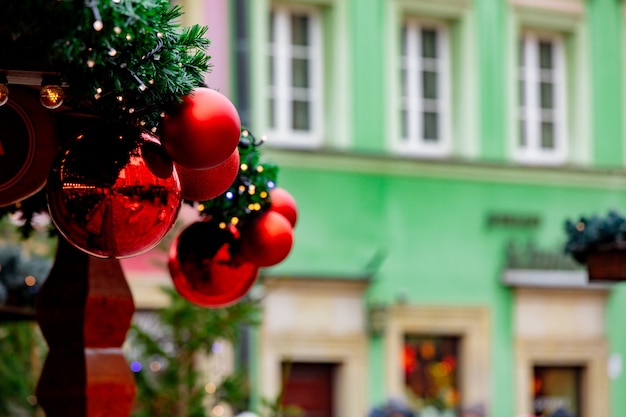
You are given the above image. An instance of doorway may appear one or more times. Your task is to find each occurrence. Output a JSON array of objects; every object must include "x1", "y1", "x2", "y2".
[{"x1": 280, "y1": 361, "x2": 337, "y2": 417}]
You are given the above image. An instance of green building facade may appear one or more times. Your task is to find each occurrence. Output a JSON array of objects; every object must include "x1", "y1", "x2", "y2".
[{"x1": 186, "y1": 0, "x2": 626, "y2": 416}]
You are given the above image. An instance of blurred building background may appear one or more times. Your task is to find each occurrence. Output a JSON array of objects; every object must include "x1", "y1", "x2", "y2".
[{"x1": 125, "y1": 0, "x2": 626, "y2": 416}]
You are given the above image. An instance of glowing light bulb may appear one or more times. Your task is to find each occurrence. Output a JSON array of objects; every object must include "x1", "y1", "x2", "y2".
[
  {"x1": 93, "y1": 20, "x2": 103, "y2": 31},
  {"x1": 0, "y1": 84, "x2": 8, "y2": 106},
  {"x1": 40, "y1": 85, "x2": 64, "y2": 109}
]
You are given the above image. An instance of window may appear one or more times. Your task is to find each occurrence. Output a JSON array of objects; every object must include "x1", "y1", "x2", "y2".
[
  {"x1": 403, "y1": 335, "x2": 460, "y2": 414},
  {"x1": 516, "y1": 31, "x2": 566, "y2": 164},
  {"x1": 267, "y1": 5, "x2": 323, "y2": 147},
  {"x1": 398, "y1": 19, "x2": 451, "y2": 156},
  {"x1": 533, "y1": 366, "x2": 582, "y2": 416}
]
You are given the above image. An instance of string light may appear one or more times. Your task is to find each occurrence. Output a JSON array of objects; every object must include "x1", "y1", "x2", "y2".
[
  {"x1": 86, "y1": 0, "x2": 104, "y2": 31},
  {"x1": 240, "y1": 163, "x2": 248, "y2": 171},
  {"x1": 0, "y1": 83, "x2": 8, "y2": 106},
  {"x1": 40, "y1": 85, "x2": 64, "y2": 109},
  {"x1": 230, "y1": 217, "x2": 239, "y2": 225}
]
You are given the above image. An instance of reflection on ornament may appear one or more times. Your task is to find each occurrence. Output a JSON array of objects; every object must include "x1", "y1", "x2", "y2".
[
  {"x1": 0, "y1": 84, "x2": 8, "y2": 106},
  {"x1": 47, "y1": 124, "x2": 182, "y2": 258},
  {"x1": 39, "y1": 85, "x2": 64, "y2": 109},
  {"x1": 168, "y1": 221, "x2": 258, "y2": 308}
]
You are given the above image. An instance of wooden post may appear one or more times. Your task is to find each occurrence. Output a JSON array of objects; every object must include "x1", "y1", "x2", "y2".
[{"x1": 35, "y1": 237, "x2": 136, "y2": 416}]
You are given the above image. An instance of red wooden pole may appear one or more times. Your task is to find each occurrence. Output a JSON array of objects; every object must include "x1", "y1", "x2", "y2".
[{"x1": 35, "y1": 237, "x2": 136, "y2": 416}]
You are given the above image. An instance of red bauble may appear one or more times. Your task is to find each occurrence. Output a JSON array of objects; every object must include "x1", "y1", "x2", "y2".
[
  {"x1": 168, "y1": 222, "x2": 258, "y2": 307},
  {"x1": 161, "y1": 87, "x2": 241, "y2": 170},
  {"x1": 176, "y1": 148, "x2": 240, "y2": 202},
  {"x1": 239, "y1": 211, "x2": 294, "y2": 267},
  {"x1": 269, "y1": 187, "x2": 298, "y2": 227},
  {"x1": 46, "y1": 124, "x2": 182, "y2": 258}
]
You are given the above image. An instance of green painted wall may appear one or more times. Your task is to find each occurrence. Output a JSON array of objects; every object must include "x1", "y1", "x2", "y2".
[
  {"x1": 589, "y1": 0, "x2": 624, "y2": 167},
  {"x1": 235, "y1": 0, "x2": 626, "y2": 415}
]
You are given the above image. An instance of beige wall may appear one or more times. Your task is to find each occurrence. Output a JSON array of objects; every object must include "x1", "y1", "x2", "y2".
[{"x1": 258, "y1": 277, "x2": 369, "y2": 417}]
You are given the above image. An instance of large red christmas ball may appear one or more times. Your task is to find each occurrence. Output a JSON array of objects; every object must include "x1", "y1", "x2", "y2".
[
  {"x1": 46, "y1": 124, "x2": 182, "y2": 258},
  {"x1": 269, "y1": 187, "x2": 298, "y2": 227},
  {"x1": 176, "y1": 148, "x2": 240, "y2": 202},
  {"x1": 161, "y1": 88, "x2": 241, "y2": 170},
  {"x1": 239, "y1": 211, "x2": 294, "y2": 267},
  {"x1": 168, "y1": 221, "x2": 259, "y2": 307}
]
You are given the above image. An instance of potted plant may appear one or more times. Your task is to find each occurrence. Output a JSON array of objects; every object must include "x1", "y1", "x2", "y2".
[{"x1": 564, "y1": 210, "x2": 626, "y2": 282}]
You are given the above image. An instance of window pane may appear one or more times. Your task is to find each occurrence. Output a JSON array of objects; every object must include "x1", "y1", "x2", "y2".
[
  {"x1": 401, "y1": 68, "x2": 407, "y2": 98},
  {"x1": 269, "y1": 11, "x2": 275, "y2": 43},
  {"x1": 421, "y1": 29, "x2": 437, "y2": 59},
  {"x1": 519, "y1": 79, "x2": 525, "y2": 106},
  {"x1": 401, "y1": 109, "x2": 408, "y2": 139},
  {"x1": 404, "y1": 335, "x2": 460, "y2": 413},
  {"x1": 268, "y1": 98, "x2": 276, "y2": 128},
  {"x1": 519, "y1": 120, "x2": 526, "y2": 147},
  {"x1": 539, "y1": 41, "x2": 553, "y2": 69},
  {"x1": 292, "y1": 100, "x2": 310, "y2": 130},
  {"x1": 540, "y1": 82, "x2": 553, "y2": 109},
  {"x1": 422, "y1": 71, "x2": 438, "y2": 99},
  {"x1": 541, "y1": 121, "x2": 555, "y2": 149},
  {"x1": 401, "y1": 25, "x2": 408, "y2": 56},
  {"x1": 268, "y1": 56, "x2": 274, "y2": 86},
  {"x1": 519, "y1": 39, "x2": 525, "y2": 66},
  {"x1": 291, "y1": 58, "x2": 309, "y2": 88},
  {"x1": 423, "y1": 112, "x2": 438, "y2": 141},
  {"x1": 533, "y1": 366, "x2": 582, "y2": 417},
  {"x1": 291, "y1": 14, "x2": 309, "y2": 46}
]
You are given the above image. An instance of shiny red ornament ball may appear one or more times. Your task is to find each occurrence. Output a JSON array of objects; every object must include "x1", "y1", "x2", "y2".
[
  {"x1": 176, "y1": 148, "x2": 240, "y2": 202},
  {"x1": 168, "y1": 221, "x2": 259, "y2": 308},
  {"x1": 239, "y1": 211, "x2": 294, "y2": 267},
  {"x1": 269, "y1": 187, "x2": 298, "y2": 227},
  {"x1": 46, "y1": 124, "x2": 182, "y2": 259},
  {"x1": 161, "y1": 87, "x2": 241, "y2": 170}
]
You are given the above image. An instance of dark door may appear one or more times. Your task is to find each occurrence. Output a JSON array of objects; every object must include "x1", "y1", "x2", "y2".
[{"x1": 280, "y1": 362, "x2": 336, "y2": 417}]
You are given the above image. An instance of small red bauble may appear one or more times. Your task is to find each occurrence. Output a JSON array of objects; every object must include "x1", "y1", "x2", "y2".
[
  {"x1": 239, "y1": 211, "x2": 294, "y2": 267},
  {"x1": 46, "y1": 124, "x2": 182, "y2": 259},
  {"x1": 176, "y1": 148, "x2": 240, "y2": 202},
  {"x1": 160, "y1": 87, "x2": 241, "y2": 170},
  {"x1": 168, "y1": 221, "x2": 258, "y2": 308},
  {"x1": 269, "y1": 187, "x2": 298, "y2": 227}
]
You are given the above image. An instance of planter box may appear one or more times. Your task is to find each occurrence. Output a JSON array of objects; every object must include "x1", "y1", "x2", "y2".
[{"x1": 585, "y1": 244, "x2": 626, "y2": 283}]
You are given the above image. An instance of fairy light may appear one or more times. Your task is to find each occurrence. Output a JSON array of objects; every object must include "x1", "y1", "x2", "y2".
[
  {"x1": 240, "y1": 163, "x2": 248, "y2": 171},
  {"x1": 248, "y1": 185, "x2": 256, "y2": 195},
  {"x1": 238, "y1": 185, "x2": 246, "y2": 193},
  {"x1": 0, "y1": 83, "x2": 8, "y2": 106},
  {"x1": 218, "y1": 222, "x2": 227, "y2": 229},
  {"x1": 87, "y1": 60, "x2": 95, "y2": 68},
  {"x1": 230, "y1": 217, "x2": 239, "y2": 225},
  {"x1": 242, "y1": 130, "x2": 249, "y2": 137},
  {"x1": 256, "y1": 165, "x2": 264, "y2": 173},
  {"x1": 24, "y1": 276, "x2": 36, "y2": 286},
  {"x1": 197, "y1": 204, "x2": 205, "y2": 211},
  {"x1": 116, "y1": 95, "x2": 123, "y2": 102},
  {"x1": 125, "y1": 34, "x2": 132, "y2": 41},
  {"x1": 114, "y1": 26, "x2": 122, "y2": 35},
  {"x1": 213, "y1": 405, "x2": 224, "y2": 416},
  {"x1": 225, "y1": 191, "x2": 234, "y2": 199},
  {"x1": 260, "y1": 191, "x2": 268, "y2": 199},
  {"x1": 205, "y1": 383, "x2": 216, "y2": 394},
  {"x1": 108, "y1": 48, "x2": 117, "y2": 57}
]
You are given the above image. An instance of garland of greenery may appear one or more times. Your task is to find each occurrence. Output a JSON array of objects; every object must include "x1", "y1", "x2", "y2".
[{"x1": 0, "y1": 0, "x2": 209, "y2": 129}]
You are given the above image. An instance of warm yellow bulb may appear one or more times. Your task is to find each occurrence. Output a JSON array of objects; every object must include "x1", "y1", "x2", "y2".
[
  {"x1": 40, "y1": 85, "x2": 64, "y2": 109},
  {"x1": 0, "y1": 84, "x2": 8, "y2": 106},
  {"x1": 231, "y1": 217, "x2": 239, "y2": 225}
]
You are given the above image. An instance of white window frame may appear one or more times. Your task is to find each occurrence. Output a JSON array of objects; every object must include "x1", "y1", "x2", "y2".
[
  {"x1": 396, "y1": 18, "x2": 452, "y2": 157},
  {"x1": 266, "y1": 4, "x2": 323, "y2": 148},
  {"x1": 515, "y1": 30, "x2": 567, "y2": 165}
]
